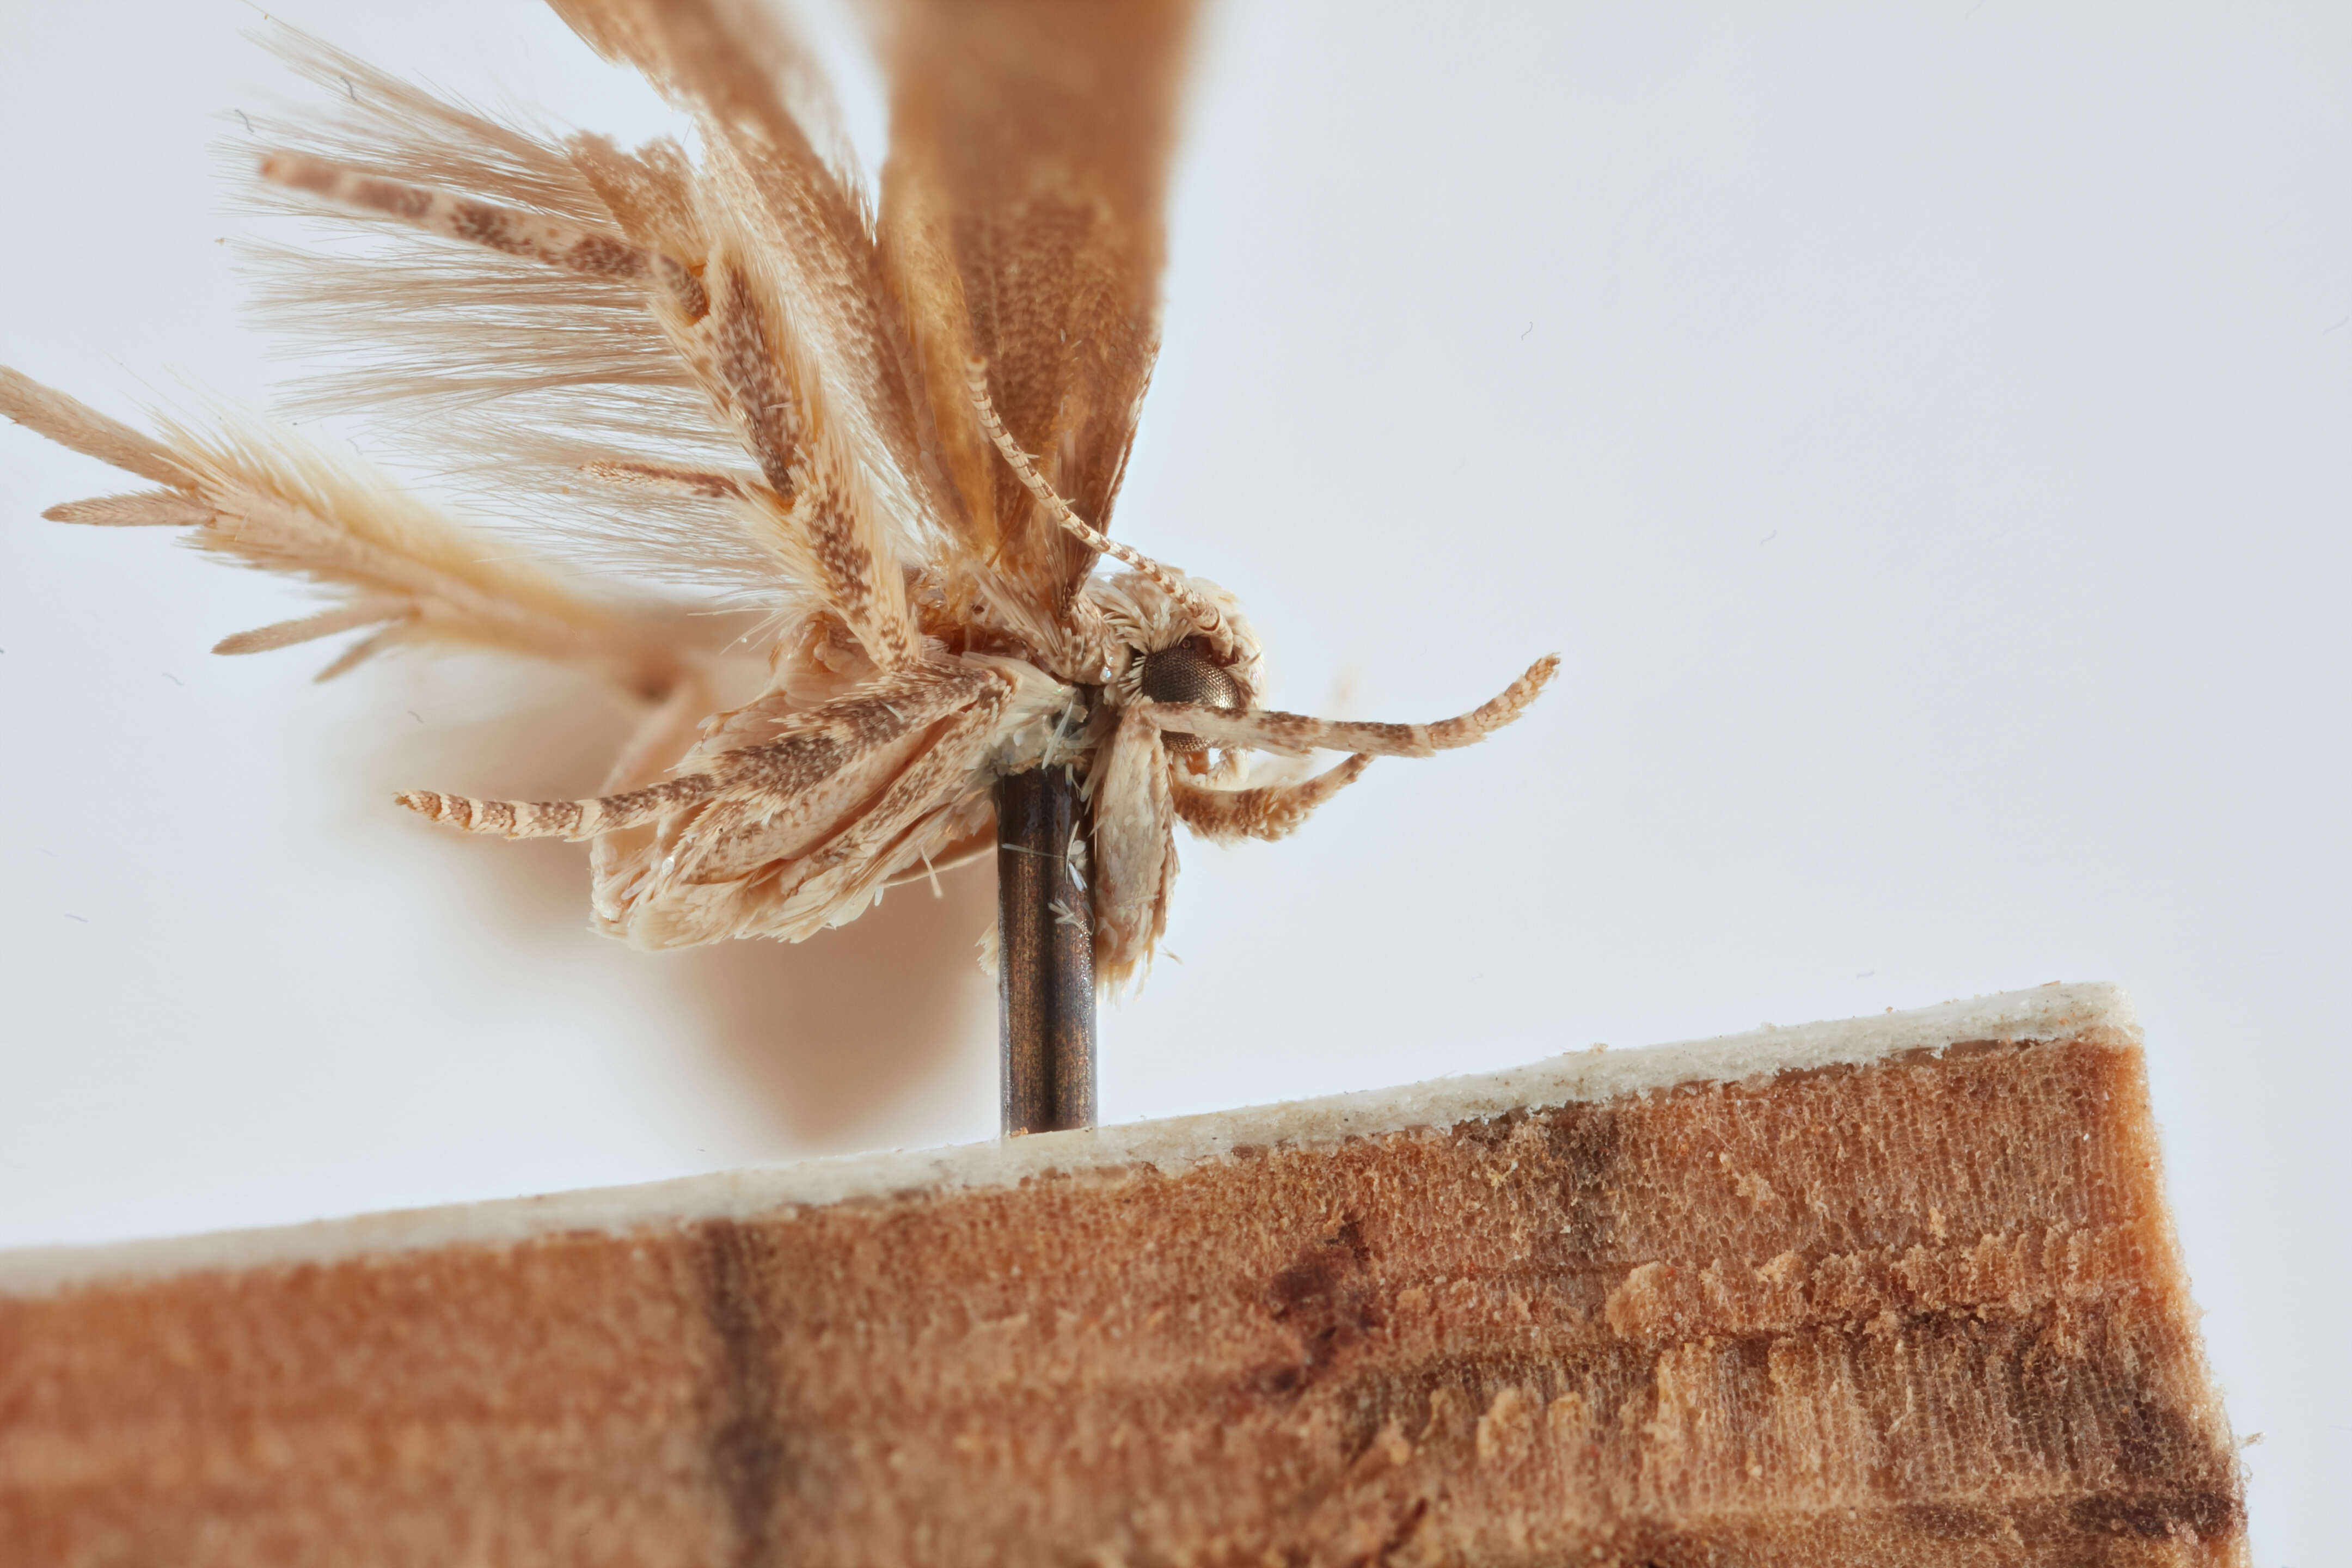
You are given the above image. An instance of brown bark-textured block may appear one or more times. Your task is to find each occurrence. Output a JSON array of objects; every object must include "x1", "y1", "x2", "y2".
[{"x1": 0, "y1": 984, "x2": 2243, "y2": 1565}]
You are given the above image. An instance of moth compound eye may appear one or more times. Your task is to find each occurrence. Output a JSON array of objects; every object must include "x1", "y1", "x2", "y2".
[
  {"x1": 1140, "y1": 639, "x2": 1244, "y2": 752},
  {"x1": 1140, "y1": 640, "x2": 1243, "y2": 708}
]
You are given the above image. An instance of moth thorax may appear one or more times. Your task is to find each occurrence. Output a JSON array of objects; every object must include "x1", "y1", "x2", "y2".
[{"x1": 1140, "y1": 638, "x2": 1244, "y2": 753}]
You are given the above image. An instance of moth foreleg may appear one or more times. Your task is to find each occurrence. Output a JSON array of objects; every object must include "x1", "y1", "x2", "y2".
[
  {"x1": 1170, "y1": 755, "x2": 1371, "y2": 846},
  {"x1": 1144, "y1": 656, "x2": 1560, "y2": 759},
  {"x1": 589, "y1": 669, "x2": 719, "y2": 890},
  {"x1": 1091, "y1": 703, "x2": 1177, "y2": 990}
]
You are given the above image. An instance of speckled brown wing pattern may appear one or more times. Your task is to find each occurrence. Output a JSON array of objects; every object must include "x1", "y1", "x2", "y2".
[
  {"x1": 874, "y1": 0, "x2": 1201, "y2": 620},
  {"x1": 1, "y1": 0, "x2": 1555, "y2": 975},
  {"x1": 550, "y1": 0, "x2": 961, "y2": 669}
]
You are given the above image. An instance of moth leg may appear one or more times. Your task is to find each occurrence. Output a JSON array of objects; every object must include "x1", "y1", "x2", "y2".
[
  {"x1": 595, "y1": 668, "x2": 718, "y2": 798},
  {"x1": 1171, "y1": 755, "x2": 1371, "y2": 846},
  {"x1": 397, "y1": 774, "x2": 718, "y2": 841},
  {"x1": 406, "y1": 664, "x2": 982, "y2": 847},
  {"x1": 588, "y1": 667, "x2": 718, "y2": 887},
  {"x1": 401, "y1": 673, "x2": 727, "y2": 852},
  {"x1": 778, "y1": 679, "x2": 1014, "y2": 922},
  {"x1": 1092, "y1": 702, "x2": 1177, "y2": 990},
  {"x1": 659, "y1": 667, "x2": 995, "y2": 891},
  {"x1": 1146, "y1": 655, "x2": 1559, "y2": 759},
  {"x1": 629, "y1": 675, "x2": 1012, "y2": 946}
]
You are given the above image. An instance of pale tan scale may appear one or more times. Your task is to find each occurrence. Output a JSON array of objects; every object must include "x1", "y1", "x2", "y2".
[
  {"x1": 309, "y1": 624, "x2": 414, "y2": 683},
  {"x1": 1171, "y1": 756, "x2": 1374, "y2": 846},
  {"x1": 42, "y1": 491, "x2": 212, "y2": 528},
  {"x1": 212, "y1": 598, "x2": 413, "y2": 657},
  {"x1": 0, "y1": 371, "x2": 689, "y2": 698},
  {"x1": 0, "y1": 0, "x2": 1556, "y2": 994},
  {"x1": 0, "y1": 366, "x2": 193, "y2": 488}
]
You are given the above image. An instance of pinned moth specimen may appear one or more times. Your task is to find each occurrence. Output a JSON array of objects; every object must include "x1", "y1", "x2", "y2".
[{"x1": 1, "y1": 0, "x2": 1554, "y2": 991}]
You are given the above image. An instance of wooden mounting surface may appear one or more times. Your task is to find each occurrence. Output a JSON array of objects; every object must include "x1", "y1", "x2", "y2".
[{"x1": 0, "y1": 985, "x2": 2244, "y2": 1565}]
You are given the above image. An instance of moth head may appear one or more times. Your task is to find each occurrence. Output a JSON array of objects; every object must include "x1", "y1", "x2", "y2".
[
  {"x1": 965, "y1": 363, "x2": 1261, "y2": 696},
  {"x1": 1089, "y1": 569, "x2": 1263, "y2": 765}
]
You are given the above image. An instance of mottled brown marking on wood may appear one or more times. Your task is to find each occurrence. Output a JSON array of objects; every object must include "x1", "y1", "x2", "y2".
[
  {"x1": 696, "y1": 1220, "x2": 786, "y2": 1568},
  {"x1": 1547, "y1": 1099, "x2": 1627, "y2": 1258},
  {"x1": 1259, "y1": 1217, "x2": 1379, "y2": 1396}
]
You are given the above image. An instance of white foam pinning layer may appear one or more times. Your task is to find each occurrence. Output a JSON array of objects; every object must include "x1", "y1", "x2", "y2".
[{"x1": 0, "y1": 983, "x2": 2131, "y2": 1297}]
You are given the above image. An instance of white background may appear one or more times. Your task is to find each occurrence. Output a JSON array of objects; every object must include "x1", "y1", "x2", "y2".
[{"x1": 1, "y1": 2, "x2": 2342, "y2": 1556}]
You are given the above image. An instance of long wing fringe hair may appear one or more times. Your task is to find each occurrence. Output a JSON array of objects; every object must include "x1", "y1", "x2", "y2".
[{"x1": 2, "y1": 0, "x2": 1555, "y2": 991}]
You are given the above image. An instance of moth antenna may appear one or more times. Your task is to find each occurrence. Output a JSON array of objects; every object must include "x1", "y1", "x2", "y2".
[{"x1": 964, "y1": 359, "x2": 1239, "y2": 661}]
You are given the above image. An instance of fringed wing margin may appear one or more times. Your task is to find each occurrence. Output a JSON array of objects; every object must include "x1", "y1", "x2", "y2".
[
  {"x1": 542, "y1": 0, "x2": 963, "y2": 669},
  {"x1": 245, "y1": 20, "x2": 959, "y2": 678},
  {"x1": 237, "y1": 27, "x2": 780, "y2": 600},
  {"x1": 1, "y1": 368, "x2": 687, "y2": 693}
]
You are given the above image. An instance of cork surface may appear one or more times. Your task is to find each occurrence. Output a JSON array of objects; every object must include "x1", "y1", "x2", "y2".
[{"x1": 0, "y1": 988, "x2": 2243, "y2": 1565}]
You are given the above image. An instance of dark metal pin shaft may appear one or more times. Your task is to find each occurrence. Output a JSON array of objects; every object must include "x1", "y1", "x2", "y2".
[{"x1": 994, "y1": 764, "x2": 1097, "y2": 1135}]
